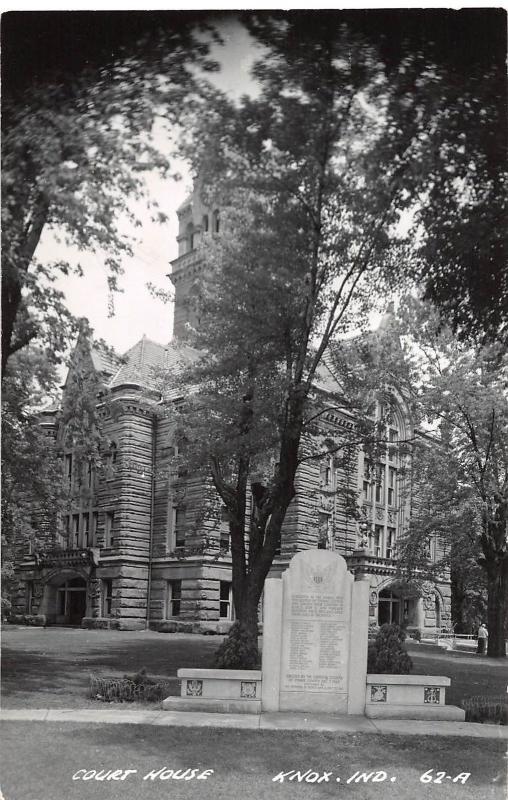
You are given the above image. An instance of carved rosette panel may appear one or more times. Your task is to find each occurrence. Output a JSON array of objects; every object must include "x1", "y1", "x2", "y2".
[
  {"x1": 370, "y1": 685, "x2": 387, "y2": 702},
  {"x1": 240, "y1": 681, "x2": 257, "y2": 699}
]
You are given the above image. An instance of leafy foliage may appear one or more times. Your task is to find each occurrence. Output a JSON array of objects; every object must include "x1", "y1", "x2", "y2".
[
  {"x1": 395, "y1": 299, "x2": 508, "y2": 656},
  {"x1": 213, "y1": 621, "x2": 260, "y2": 670},
  {"x1": 1, "y1": 22, "x2": 217, "y2": 374},
  {"x1": 367, "y1": 623, "x2": 413, "y2": 674}
]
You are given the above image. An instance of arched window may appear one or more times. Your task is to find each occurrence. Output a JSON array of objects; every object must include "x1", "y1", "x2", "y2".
[
  {"x1": 186, "y1": 222, "x2": 195, "y2": 252},
  {"x1": 212, "y1": 210, "x2": 220, "y2": 233},
  {"x1": 202, "y1": 214, "x2": 209, "y2": 233}
]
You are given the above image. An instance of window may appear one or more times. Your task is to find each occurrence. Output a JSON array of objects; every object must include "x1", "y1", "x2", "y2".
[
  {"x1": 72, "y1": 514, "x2": 80, "y2": 548},
  {"x1": 373, "y1": 525, "x2": 383, "y2": 557},
  {"x1": 219, "y1": 581, "x2": 233, "y2": 619},
  {"x1": 26, "y1": 581, "x2": 35, "y2": 614},
  {"x1": 318, "y1": 512, "x2": 331, "y2": 549},
  {"x1": 91, "y1": 511, "x2": 98, "y2": 547},
  {"x1": 102, "y1": 579, "x2": 113, "y2": 617},
  {"x1": 386, "y1": 527, "x2": 396, "y2": 559},
  {"x1": 63, "y1": 515, "x2": 71, "y2": 547},
  {"x1": 375, "y1": 466, "x2": 384, "y2": 504},
  {"x1": 202, "y1": 214, "x2": 209, "y2": 232},
  {"x1": 186, "y1": 222, "x2": 195, "y2": 252},
  {"x1": 387, "y1": 467, "x2": 397, "y2": 506},
  {"x1": 212, "y1": 209, "x2": 220, "y2": 233},
  {"x1": 166, "y1": 580, "x2": 181, "y2": 617},
  {"x1": 175, "y1": 507, "x2": 186, "y2": 548},
  {"x1": 64, "y1": 453, "x2": 73, "y2": 487},
  {"x1": 220, "y1": 506, "x2": 230, "y2": 551},
  {"x1": 104, "y1": 511, "x2": 115, "y2": 548},
  {"x1": 83, "y1": 513, "x2": 90, "y2": 547},
  {"x1": 321, "y1": 457, "x2": 333, "y2": 487},
  {"x1": 86, "y1": 460, "x2": 95, "y2": 489},
  {"x1": 388, "y1": 428, "x2": 398, "y2": 462}
]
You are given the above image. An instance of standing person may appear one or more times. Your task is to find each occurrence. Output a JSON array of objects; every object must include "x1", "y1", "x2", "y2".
[{"x1": 477, "y1": 622, "x2": 488, "y2": 654}]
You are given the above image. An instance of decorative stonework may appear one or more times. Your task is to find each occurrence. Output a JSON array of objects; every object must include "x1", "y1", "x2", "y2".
[
  {"x1": 186, "y1": 679, "x2": 203, "y2": 697},
  {"x1": 424, "y1": 687, "x2": 441, "y2": 704},
  {"x1": 370, "y1": 685, "x2": 387, "y2": 702},
  {"x1": 240, "y1": 681, "x2": 257, "y2": 699}
]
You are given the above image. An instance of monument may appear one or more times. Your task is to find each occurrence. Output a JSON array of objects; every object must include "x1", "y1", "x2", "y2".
[{"x1": 261, "y1": 549, "x2": 370, "y2": 714}]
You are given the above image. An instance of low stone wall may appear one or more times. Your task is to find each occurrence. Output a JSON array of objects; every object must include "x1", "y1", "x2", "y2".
[
  {"x1": 162, "y1": 669, "x2": 262, "y2": 714},
  {"x1": 366, "y1": 674, "x2": 465, "y2": 720},
  {"x1": 151, "y1": 619, "x2": 233, "y2": 635}
]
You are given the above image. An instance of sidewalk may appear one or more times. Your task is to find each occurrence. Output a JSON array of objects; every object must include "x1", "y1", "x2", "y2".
[{"x1": 1, "y1": 707, "x2": 506, "y2": 739}]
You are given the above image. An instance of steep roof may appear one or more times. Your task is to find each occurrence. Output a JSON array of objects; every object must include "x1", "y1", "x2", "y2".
[
  {"x1": 90, "y1": 343, "x2": 122, "y2": 377},
  {"x1": 109, "y1": 336, "x2": 197, "y2": 393}
]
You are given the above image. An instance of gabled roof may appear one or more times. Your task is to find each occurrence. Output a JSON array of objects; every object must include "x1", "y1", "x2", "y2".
[{"x1": 109, "y1": 336, "x2": 197, "y2": 393}]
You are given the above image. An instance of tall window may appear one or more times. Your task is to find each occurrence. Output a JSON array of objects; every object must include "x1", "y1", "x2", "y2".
[
  {"x1": 72, "y1": 514, "x2": 80, "y2": 548},
  {"x1": 387, "y1": 467, "x2": 397, "y2": 506},
  {"x1": 219, "y1": 581, "x2": 233, "y2": 619},
  {"x1": 386, "y1": 527, "x2": 396, "y2": 559},
  {"x1": 321, "y1": 457, "x2": 333, "y2": 488},
  {"x1": 212, "y1": 209, "x2": 220, "y2": 233},
  {"x1": 91, "y1": 511, "x2": 98, "y2": 547},
  {"x1": 102, "y1": 579, "x2": 113, "y2": 617},
  {"x1": 202, "y1": 214, "x2": 209, "y2": 232},
  {"x1": 220, "y1": 506, "x2": 230, "y2": 551},
  {"x1": 166, "y1": 580, "x2": 181, "y2": 617},
  {"x1": 86, "y1": 460, "x2": 95, "y2": 489},
  {"x1": 64, "y1": 453, "x2": 73, "y2": 487},
  {"x1": 104, "y1": 511, "x2": 115, "y2": 548},
  {"x1": 83, "y1": 513, "x2": 90, "y2": 547},
  {"x1": 375, "y1": 465, "x2": 384, "y2": 503},
  {"x1": 372, "y1": 525, "x2": 383, "y2": 557}
]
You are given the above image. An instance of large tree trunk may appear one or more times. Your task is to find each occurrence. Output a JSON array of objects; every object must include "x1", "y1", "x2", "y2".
[{"x1": 486, "y1": 559, "x2": 508, "y2": 657}]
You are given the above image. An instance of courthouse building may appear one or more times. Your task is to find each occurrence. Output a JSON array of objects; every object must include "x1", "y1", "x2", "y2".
[{"x1": 11, "y1": 188, "x2": 451, "y2": 633}]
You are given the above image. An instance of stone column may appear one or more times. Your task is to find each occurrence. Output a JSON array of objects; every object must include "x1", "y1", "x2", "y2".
[
  {"x1": 347, "y1": 574, "x2": 370, "y2": 715},
  {"x1": 261, "y1": 578, "x2": 283, "y2": 712}
]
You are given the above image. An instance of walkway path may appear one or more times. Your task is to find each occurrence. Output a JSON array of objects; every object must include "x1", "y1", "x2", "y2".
[{"x1": 1, "y1": 707, "x2": 505, "y2": 739}]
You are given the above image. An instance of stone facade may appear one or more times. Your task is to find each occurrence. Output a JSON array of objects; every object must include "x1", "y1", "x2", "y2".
[{"x1": 11, "y1": 187, "x2": 451, "y2": 633}]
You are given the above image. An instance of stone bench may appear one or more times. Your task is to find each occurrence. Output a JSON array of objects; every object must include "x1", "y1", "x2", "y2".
[
  {"x1": 162, "y1": 669, "x2": 262, "y2": 714},
  {"x1": 366, "y1": 674, "x2": 465, "y2": 720}
]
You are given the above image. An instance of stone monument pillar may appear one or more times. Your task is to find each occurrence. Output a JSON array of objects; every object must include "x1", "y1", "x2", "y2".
[{"x1": 261, "y1": 550, "x2": 369, "y2": 715}]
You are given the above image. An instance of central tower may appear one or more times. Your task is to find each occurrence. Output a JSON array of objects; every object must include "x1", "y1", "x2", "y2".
[{"x1": 169, "y1": 185, "x2": 219, "y2": 340}]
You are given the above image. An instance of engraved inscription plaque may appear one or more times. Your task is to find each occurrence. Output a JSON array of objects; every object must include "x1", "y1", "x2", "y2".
[{"x1": 279, "y1": 550, "x2": 352, "y2": 710}]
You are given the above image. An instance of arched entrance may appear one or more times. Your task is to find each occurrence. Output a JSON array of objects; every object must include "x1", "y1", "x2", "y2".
[
  {"x1": 56, "y1": 577, "x2": 87, "y2": 626},
  {"x1": 378, "y1": 588, "x2": 401, "y2": 625}
]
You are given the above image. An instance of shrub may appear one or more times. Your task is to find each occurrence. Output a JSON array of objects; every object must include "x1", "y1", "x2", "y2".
[
  {"x1": 90, "y1": 669, "x2": 173, "y2": 703},
  {"x1": 409, "y1": 628, "x2": 422, "y2": 642},
  {"x1": 461, "y1": 696, "x2": 507, "y2": 725},
  {"x1": 214, "y1": 621, "x2": 260, "y2": 669},
  {"x1": 367, "y1": 623, "x2": 413, "y2": 674}
]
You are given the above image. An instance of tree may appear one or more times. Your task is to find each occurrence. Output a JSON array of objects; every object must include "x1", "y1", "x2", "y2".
[
  {"x1": 1, "y1": 20, "x2": 217, "y2": 375},
  {"x1": 396, "y1": 432, "x2": 488, "y2": 635},
  {"x1": 170, "y1": 18, "x2": 483, "y2": 661},
  {"x1": 396, "y1": 299, "x2": 507, "y2": 657},
  {"x1": 1, "y1": 347, "x2": 64, "y2": 614}
]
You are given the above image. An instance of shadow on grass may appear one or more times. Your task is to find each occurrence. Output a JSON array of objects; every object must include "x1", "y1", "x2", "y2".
[{"x1": 2, "y1": 636, "x2": 219, "y2": 704}]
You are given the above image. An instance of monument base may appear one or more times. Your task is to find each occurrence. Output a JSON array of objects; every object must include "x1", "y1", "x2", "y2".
[
  {"x1": 162, "y1": 696, "x2": 261, "y2": 714},
  {"x1": 365, "y1": 704, "x2": 465, "y2": 721},
  {"x1": 279, "y1": 691, "x2": 348, "y2": 714}
]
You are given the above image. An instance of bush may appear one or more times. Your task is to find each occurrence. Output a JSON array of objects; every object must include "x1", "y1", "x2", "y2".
[
  {"x1": 213, "y1": 621, "x2": 260, "y2": 669},
  {"x1": 90, "y1": 669, "x2": 173, "y2": 703},
  {"x1": 461, "y1": 696, "x2": 507, "y2": 725},
  {"x1": 367, "y1": 623, "x2": 413, "y2": 674},
  {"x1": 409, "y1": 628, "x2": 422, "y2": 642}
]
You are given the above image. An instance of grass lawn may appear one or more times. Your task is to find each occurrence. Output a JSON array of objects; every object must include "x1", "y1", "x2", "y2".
[
  {"x1": 2, "y1": 627, "x2": 506, "y2": 711},
  {"x1": 1, "y1": 721, "x2": 505, "y2": 800}
]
